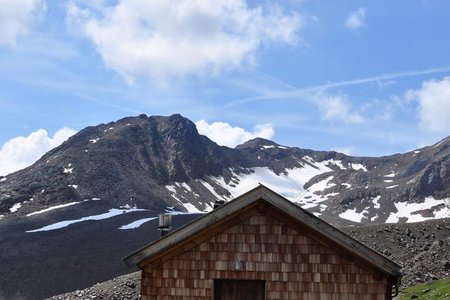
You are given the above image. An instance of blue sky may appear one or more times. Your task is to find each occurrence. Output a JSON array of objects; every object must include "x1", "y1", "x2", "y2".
[{"x1": 1, "y1": 0, "x2": 450, "y2": 175}]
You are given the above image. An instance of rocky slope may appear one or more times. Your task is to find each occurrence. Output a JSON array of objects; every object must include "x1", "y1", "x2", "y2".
[
  {"x1": 46, "y1": 218, "x2": 450, "y2": 300},
  {"x1": 47, "y1": 272, "x2": 141, "y2": 300},
  {"x1": 1, "y1": 113, "x2": 450, "y2": 226}
]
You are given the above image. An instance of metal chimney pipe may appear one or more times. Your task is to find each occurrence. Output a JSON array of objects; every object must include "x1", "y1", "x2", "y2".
[{"x1": 157, "y1": 214, "x2": 172, "y2": 237}]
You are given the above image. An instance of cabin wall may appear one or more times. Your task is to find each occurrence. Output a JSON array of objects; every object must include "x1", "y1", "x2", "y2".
[{"x1": 141, "y1": 212, "x2": 389, "y2": 300}]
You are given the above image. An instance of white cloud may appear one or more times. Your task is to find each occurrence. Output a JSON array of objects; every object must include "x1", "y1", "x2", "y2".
[
  {"x1": 195, "y1": 120, "x2": 274, "y2": 147},
  {"x1": 316, "y1": 93, "x2": 365, "y2": 124},
  {"x1": 67, "y1": 0, "x2": 301, "y2": 83},
  {"x1": 406, "y1": 77, "x2": 450, "y2": 133},
  {"x1": 345, "y1": 7, "x2": 367, "y2": 30},
  {"x1": 0, "y1": 127, "x2": 76, "y2": 176},
  {"x1": 0, "y1": 0, "x2": 45, "y2": 46}
]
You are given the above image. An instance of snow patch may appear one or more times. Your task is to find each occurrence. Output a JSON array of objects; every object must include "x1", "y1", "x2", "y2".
[
  {"x1": 386, "y1": 185, "x2": 398, "y2": 189},
  {"x1": 92, "y1": 197, "x2": 101, "y2": 201},
  {"x1": 63, "y1": 167, "x2": 73, "y2": 174},
  {"x1": 174, "y1": 182, "x2": 200, "y2": 197},
  {"x1": 386, "y1": 197, "x2": 450, "y2": 223},
  {"x1": 199, "y1": 180, "x2": 230, "y2": 200},
  {"x1": 179, "y1": 182, "x2": 192, "y2": 192},
  {"x1": 384, "y1": 172, "x2": 396, "y2": 178},
  {"x1": 0, "y1": 177, "x2": 6, "y2": 182},
  {"x1": 9, "y1": 202, "x2": 22, "y2": 212},
  {"x1": 26, "y1": 208, "x2": 146, "y2": 232},
  {"x1": 68, "y1": 184, "x2": 78, "y2": 189},
  {"x1": 301, "y1": 203, "x2": 319, "y2": 209},
  {"x1": 27, "y1": 200, "x2": 90, "y2": 216},
  {"x1": 341, "y1": 183, "x2": 352, "y2": 189},
  {"x1": 383, "y1": 179, "x2": 393, "y2": 183},
  {"x1": 322, "y1": 159, "x2": 346, "y2": 170},
  {"x1": 261, "y1": 145, "x2": 287, "y2": 150},
  {"x1": 339, "y1": 208, "x2": 368, "y2": 223},
  {"x1": 165, "y1": 185, "x2": 176, "y2": 194},
  {"x1": 307, "y1": 176, "x2": 335, "y2": 193},
  {"x1": 119, "y1": 217, "x2": 158, "y2": 230},
  {"x1": 181, "y1": 203, "x2": 205, "y2": 213},
  {"x1": 350, "y1": 163, "x2": 367, "y2": 171},
  {"x1": 89, "y1": 138, "x2": 99, "y2": 143},
  {"x1": 326, "y1": 192, "x2": 340, "y2": 197},
  {"x1": 372, "y1": 196, "x2": 381, "y2": 209}
]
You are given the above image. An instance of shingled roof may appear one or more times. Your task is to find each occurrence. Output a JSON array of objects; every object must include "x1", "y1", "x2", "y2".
[{"x1": 123, "y1": 185, "x2": 402, "y2": 279}]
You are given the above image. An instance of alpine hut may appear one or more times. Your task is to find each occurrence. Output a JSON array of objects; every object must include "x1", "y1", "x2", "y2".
[{"x1": 124, "y1": 185, "x2": 402, "y2": 300}]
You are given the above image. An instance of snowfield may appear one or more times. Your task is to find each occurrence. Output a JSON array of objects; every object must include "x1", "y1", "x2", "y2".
[{"x1": 26, "y1": 208, "x2": 147, "y2": 232}]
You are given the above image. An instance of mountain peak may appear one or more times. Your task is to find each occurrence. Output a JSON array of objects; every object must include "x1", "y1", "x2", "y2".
[{"x1": 235, "y1": 137, "x2": 278, "y2": 149}]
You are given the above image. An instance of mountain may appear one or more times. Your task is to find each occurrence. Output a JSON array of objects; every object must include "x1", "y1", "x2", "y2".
[
  {"x1": 1, "y1": 113, "x2": 450, "y2": 299},
  {"x1": 1, "y1": 113, "x2": 450, "y2": 225}
]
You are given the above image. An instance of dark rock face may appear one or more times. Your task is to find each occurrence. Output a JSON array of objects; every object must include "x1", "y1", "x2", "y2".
[{"x1": 1, "y1": 114, "x2": 450, "y2": 225}]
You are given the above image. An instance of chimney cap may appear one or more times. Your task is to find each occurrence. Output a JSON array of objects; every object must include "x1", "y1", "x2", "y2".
[
  {"x1": 158, "y1": 214, "x2": 172, "y2": 231},
  {"x1": 213, "y1": 199, "x2": 226, "y2": 210}
]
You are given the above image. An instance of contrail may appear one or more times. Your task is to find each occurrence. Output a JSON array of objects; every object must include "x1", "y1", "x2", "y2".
[{"x1": 225, "y1": 66, "x2": 450, "y2": 107}]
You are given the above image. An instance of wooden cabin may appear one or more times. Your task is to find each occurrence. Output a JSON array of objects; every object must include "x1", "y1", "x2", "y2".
[{"x1": 124, "y1": 185, "x2": 402, "y2": 300}]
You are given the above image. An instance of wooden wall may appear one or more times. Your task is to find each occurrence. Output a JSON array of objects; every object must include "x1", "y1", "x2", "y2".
[{"x1": 140, "y1": 210, "x2": 389, "y2": 300}]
